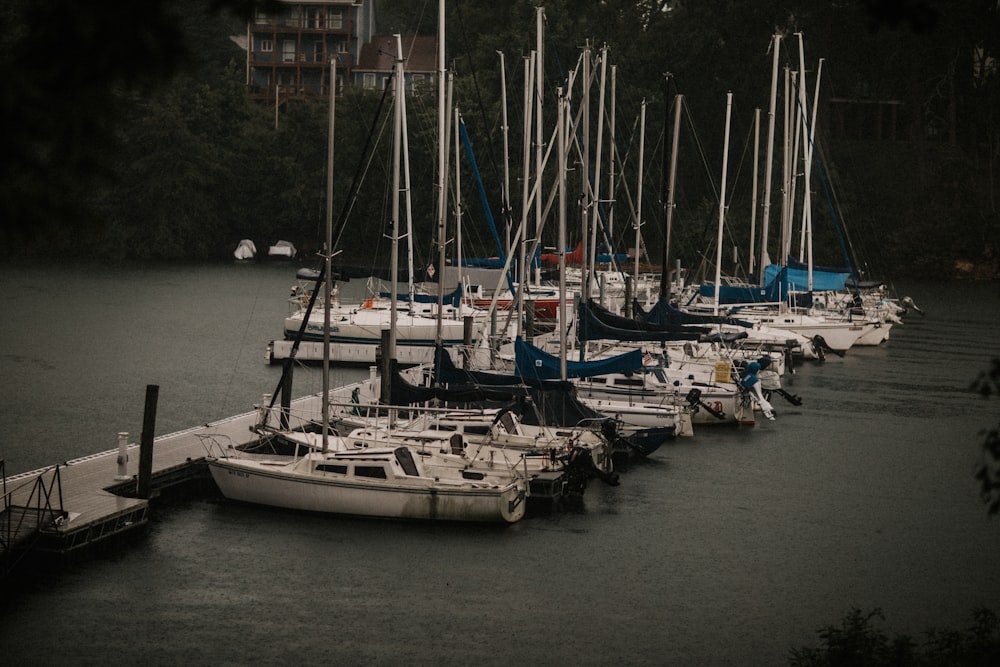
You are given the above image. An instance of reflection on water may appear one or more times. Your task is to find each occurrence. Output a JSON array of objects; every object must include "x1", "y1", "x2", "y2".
[{"x1": 1, "y1": 265, "x2": 999, "y2": 664}]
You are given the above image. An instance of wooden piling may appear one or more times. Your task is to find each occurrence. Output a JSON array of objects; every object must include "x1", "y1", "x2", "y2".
[{"x1": 136, "y1": 384, "x2": 158, "y2": 500}]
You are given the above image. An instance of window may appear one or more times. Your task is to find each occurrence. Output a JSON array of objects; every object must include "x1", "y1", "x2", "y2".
[
  {"x1": 316, "y1": 464, "x2": 347, "y2": 474},
  {"x1": 363, "y1": 73, "x2": 375, "y2": 89},
  {"x1": 306, "y1": 8, "x2": 322, "y2": 29},
  {"x1": 327, "y1": 10, "x2": 343, "y2": 29},
  {"x1": 282, "y1": 40, "x2": 296, "y2": 63},
  {"x1": 337, "y1": 39, "x2": 348, "y2": 54},
  {"x1": 355, "y1": 466, "x2": 387, "y2": 480},
  {"x1": 313, "y1": 42, "x2": 324, "y2": 63},
  {"x1": 260, "y1": 39, "x2": 273, "y2": 53},
  {"x1": 255, "y1": 11, "x2": 270, "y2": 25}
]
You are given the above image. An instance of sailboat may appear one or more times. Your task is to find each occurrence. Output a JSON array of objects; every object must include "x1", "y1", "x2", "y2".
[
  {"x1": 209, "y1": 51, "x2": 527, "y2": 524},
  {"x1": 269, "y1": 24, "x2": 481, "y2": 368}
]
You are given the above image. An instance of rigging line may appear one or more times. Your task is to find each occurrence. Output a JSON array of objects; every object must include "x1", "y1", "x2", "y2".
[
  {"x1": 332, "y1": 76, "x2": 395, "y2": 253},
  {"x1": 454, "y1": 0, "x2": 506, "y2": 209}
]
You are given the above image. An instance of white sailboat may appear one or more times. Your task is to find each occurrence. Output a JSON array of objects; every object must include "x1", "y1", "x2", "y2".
[{"x1": 209, "y1": 51, "x2": 527, "y2": 524}]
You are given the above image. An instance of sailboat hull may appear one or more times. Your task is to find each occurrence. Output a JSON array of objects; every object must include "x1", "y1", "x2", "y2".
[{"x1": 209, "y1": 455, "x2": 526, "y2": 523}]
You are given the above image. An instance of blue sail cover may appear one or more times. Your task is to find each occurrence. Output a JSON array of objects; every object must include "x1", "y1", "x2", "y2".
[
  {"x1": 698, "y1": 273, "x2": 785, "y2": 304},
  {"x1": 514, "y1": 337, "x2": 643, "y2": 380},
  {"x1": 763, "y1": 263, "x2": 850, "y2": 292},
  {"x1": 380, "y1": 283, "x2": 464, "y2": 308}
]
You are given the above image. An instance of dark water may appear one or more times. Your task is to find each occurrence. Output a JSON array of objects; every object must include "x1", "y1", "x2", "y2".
[{"x1": 2, "y1": 263, "x2": 999, "y2": 665}]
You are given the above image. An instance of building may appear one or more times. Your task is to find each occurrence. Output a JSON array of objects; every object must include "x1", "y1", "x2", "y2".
[
  {"x1": 245, "y1": 1, "x2": 437, "y2": 103},
  {"x1": 246, "y1": 0, "x2": 376, "y2": 103},
  {"x1": 352, "y1": 34, "x2": 437, "y2": 94}
]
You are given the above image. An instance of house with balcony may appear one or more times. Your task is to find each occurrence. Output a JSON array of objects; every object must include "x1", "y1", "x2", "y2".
[
  {"x1": 246, "y1": 0, "x2": 376, "y2": 102},
  {"x1": 351, "y1": 34, "x2": 437, "y2": 94}
]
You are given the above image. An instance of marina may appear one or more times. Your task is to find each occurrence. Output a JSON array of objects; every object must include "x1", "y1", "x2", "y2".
[{"x1": 2, "y1": 264, "x2": 1000, "y2": 664}]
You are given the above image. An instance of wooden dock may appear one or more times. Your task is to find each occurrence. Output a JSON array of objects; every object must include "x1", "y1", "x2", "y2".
[{"x1": 2, "y1": 391, "x2": 327, "y2": 574}]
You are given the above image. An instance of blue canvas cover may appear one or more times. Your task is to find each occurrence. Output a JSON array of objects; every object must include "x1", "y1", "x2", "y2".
[{"x1": 514, "y1": 336, "x2": 643, "y2": 380}]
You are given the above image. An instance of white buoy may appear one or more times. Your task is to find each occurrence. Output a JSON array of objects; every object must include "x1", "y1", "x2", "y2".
[{"x1": 115, "y1": 431, "x2": 130, "y2": 480}]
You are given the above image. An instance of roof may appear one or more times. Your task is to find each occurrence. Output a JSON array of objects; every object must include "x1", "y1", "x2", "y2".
[{"x1": 356, "y1": 35, "x2": 437, "y2": 73}]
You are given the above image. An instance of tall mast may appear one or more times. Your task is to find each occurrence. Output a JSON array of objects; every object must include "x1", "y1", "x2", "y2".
[
  {"x1": 534, "y1": 7, "x2": 544, "y2": 287},
  {"x1": 634, "y1": 98, "x2": 646, "y2": 293},
  {"x1": 759, "y1": 33, "x2": 780, "y2": 282},
  {"x1": 663, "y1": 92, "x2": 682, "y2": 302},
  {"x1": 557, "y1": 86, "x2": 568, "y2": 380},
  {"x1": 321, "y1": 57, "x2": 336, "y2": 453},
  {"x1": 435, "y1": 0, "x2": 447, "y2": 344},
  {"x1": 498, "y1": 51, "x2": 512, "y2": 256},
  {"x1": 749, "y1": 107, "x2": 760, "y2": 277},
  {"x1": 713, "y1": 92, "x2": 733, "y2": 317},
  {"x1": 518, "y1": 52, "x2": 535, "y2": 338},
  {"x1": 388, "y1": 35, "x2": 403, "y2": 358}
]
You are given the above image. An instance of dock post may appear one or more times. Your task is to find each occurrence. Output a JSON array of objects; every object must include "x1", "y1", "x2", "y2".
[
  {"x1": 280, "y1": 365, "x2": 293, "y2": 430},
  {"x1": 115, "y1": 432, "x2": 130, "y2": 481},
  {"x1": 137, "y1": 384, "x2": 158, "y2": 500}
]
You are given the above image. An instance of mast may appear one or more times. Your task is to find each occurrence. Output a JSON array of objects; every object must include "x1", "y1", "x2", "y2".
[
  {"x1": 388, "y1": 35, "x2": 403, "y2": 358},
  {"x1": 580, "y1": 41, "x2": 592, "y2": 305},
  {"x1": 517, "y1": 52, "x2": 535, "y2": 338},
  {"x1": 759, "y1": 33, "x2": 780, "y2": 282},
  {"x1": 557, "y1": 85, "x2": 568, "y2": 380},
  {"x1": 588, "y1": 46, "x2": 608, "y2": 304},
  {"x1": 713, "y1": 92, "x2": 733, "y2": 317},
  {"x1": 749, "y1": 107, "x2": 760, "y2": 277},
  {"x1": 662, "y1": 92, "x2": 682, "y2": 302},
  {"x1": 633, "y1": 98, "x2": 646, "y2": 293},
  {"x1": 608, "y1": 63, "x2": 617, "y2": 266},
  {"x1": 400, "y1": 56, "x2": 415, "y2": 311},
  {"x1": 435, "y1": 0, "x2": 447, "y2": 345},
  {"x1": 534, "y1": 7, "x2": 544, "y2": 287},
  {"x1": 322, "y1": 57, "x2": 336, "y2": 453},
  {"x1": 498, "y1": 51, "x2": 512, "y2": 256}
]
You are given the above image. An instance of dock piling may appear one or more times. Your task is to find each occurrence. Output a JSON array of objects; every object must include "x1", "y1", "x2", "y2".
[{"x1": 137, "y1": 385, "x2": 158, "y2": 500}]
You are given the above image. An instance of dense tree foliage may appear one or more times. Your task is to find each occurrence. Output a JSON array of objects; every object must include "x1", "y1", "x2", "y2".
[
  {"x1": 790, "y1": 607, "x2": 1000, "y2": 666},
  {"x1": 1, "y1": 0, "x2": 999, "y2": 279}
]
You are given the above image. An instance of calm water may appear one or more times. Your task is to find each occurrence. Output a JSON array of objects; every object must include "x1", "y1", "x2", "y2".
[{"x1": 1, "y1": 262, "x2": 999, "y2": 665}]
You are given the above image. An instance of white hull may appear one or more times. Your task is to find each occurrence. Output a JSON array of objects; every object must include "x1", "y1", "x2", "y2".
[
  {"x1": 574, "y1": 378, "x2": 748, "y2": 426},
  {"x1": 209, "y1": 450, "x2": 526, "y2": 523},
  {"x1": 578, "y1": 397, "x2": 695, "y2": 437}
]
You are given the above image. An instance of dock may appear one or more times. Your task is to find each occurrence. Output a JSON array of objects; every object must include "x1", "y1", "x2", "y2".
[{"x1": 1, "y1": 391, "x2": 327, "y2": 579}]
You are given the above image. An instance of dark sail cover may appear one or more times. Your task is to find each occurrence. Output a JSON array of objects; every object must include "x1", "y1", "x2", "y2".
[
  {"x1": 640, "y1": 299, "x2": 752, "y2": 328},
  {"x1": 577, "y1": 300, "x2": 708, "y2": 342},
  {"x1": 514, "y1": 336, "x2": 643, "y2": 381}
]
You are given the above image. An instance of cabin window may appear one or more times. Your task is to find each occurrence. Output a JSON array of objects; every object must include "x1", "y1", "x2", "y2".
[
  {"x1": 465, "y1": 425, "x2": 489, "y2": 435},
  {"x1": 613, "y1": 377, "x2": 645, "y2": 387},
  {"x1": 355, "y1": 466, "x2": 387, "y2": 479},
  {"x1": 394, "y1": 448, "x2": 420, "y2": 476},
  {"x1": 461, "y1": 470, "x2": 485, "y2": 480},
  {"x1": 499, "y1": 411, "x2": 518, "y2": 434},
  {"x1": 316, "y1": 464, "x2": 347, "y2": 474}
]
